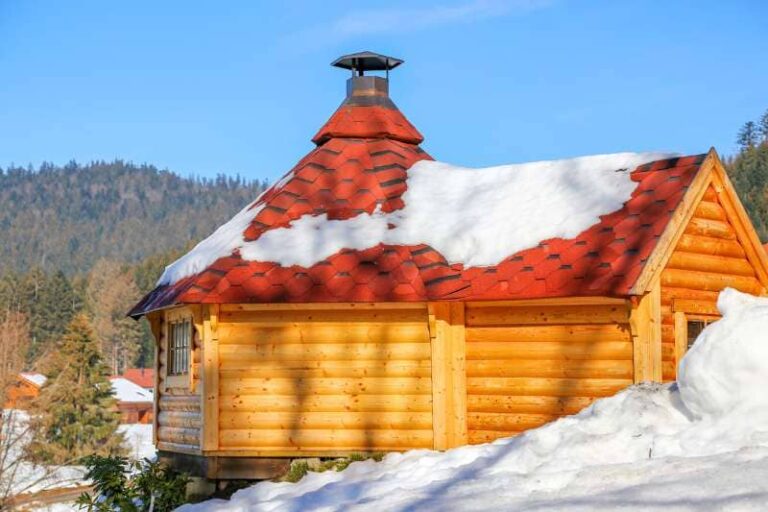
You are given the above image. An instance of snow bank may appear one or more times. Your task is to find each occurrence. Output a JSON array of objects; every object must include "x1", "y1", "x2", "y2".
[
  {"x1": 160, "y1": 152, "x2": 672, "y2": 284},
  {"x1": 118, "y1": 424, "x2": 156, "y2": 460},
  {"x1": 181, "y1": 289, "x2": 768, "y2": 511}
]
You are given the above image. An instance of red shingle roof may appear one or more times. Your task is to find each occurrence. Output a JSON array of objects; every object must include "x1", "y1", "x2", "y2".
[
  {"x1": 129, "y1": 90, "x2": 707, "y2": 317},
  {"x1": 122, "y1": 368, "x2": 155, "y2": 389}
]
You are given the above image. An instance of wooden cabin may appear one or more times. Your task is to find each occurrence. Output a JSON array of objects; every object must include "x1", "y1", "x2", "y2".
[
  {"x1": 110, "y1": 377, "x2": 154, "y2": 424},
  {"x1": 4, "y1": 373, "x2": 46, "y2": 410},
  {"x1": 129, "y1": 52, "x2": 768, "y2": 479}
]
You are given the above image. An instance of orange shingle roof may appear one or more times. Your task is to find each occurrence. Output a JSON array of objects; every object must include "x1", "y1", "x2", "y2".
[{"x1": 129, "y1": 92, "x2": 707, "y2": 317}]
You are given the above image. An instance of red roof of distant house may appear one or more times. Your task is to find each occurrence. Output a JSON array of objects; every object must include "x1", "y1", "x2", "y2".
[
  {"x1": 128, "y1": 70, "x2": 708, "y2": 317},
  {"x1": 122, "y1": 368, "x2": 154, "y2": 389}
]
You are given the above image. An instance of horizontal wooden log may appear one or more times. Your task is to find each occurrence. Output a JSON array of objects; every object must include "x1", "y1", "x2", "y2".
[
  {"x1": 157, "y1": 427, "x2": 200, "y2": 446},
  {"x1": 694, "y1": 201, "x2": 726, "y2": 221},
  {"x1": 218, "y1": 322, "x2": 428, "y2": 345},
  {"x1": 466, "y1": 305, "x2": 628, "y2": 327},
  {"x1": 220, "y1": 360, "x2": 432, "y2": 378},
  {"x1": 702, "y1": 187, "x2": 718, "y2": 202},
  {"x1": 466, "y1": 359, "x2": 633, "y2": 379},
  {"x1": 468, "y1": 430, "x2": 521, "y2": 444},
  {"x1": 222, "y1": 303, "x2": 427, "y2": 312},
  {"x1": 663, "y1": 361, "x2": 676, "y2": 382},
  {"x1": 219, "y1": 342, "x2": 431, "y2": 362},
  {"x1": 219, "y1": 411, "x2": 432, "y2": 430},
  {"x1": 662, "y1": 324, "x2": 674, "y2": 343},
  {"x1": 219, "y1": 393, "x2": 433, "y2": 413},
  {"x1": 466, "y1": 324, "x2": 630, "y2": 344},
  {"x1": 667, "y1": 251, "x2": 756, "y2": 277},
  {"x1": 673, "y1": 299, "x2": 720, "y2": 316},
  {"x1": 662, "y1": 343, "x2": 674, "y2": 360},
  {"x1": 219, "y1": 308, "x2": 426, "y2": 325},
  {"x1": 673, "y1": 234, "x2": 745, "y2": 258},
  {"x1": 466, "y1": 341, "x2": 633, "y2": 361},
  {"x1": 156, "y1": 441, "x2": 201, "y2": 455},
  {"x1": 684, "y1": 217, "x2": 736, "y2": 239},
  {"x1": 158, "y1": 395, "x2": 200, "y2": 411},
  {"x1": 467, "y1": 395, "x2": 594, "y2": 415},
  {"x1": 219, "y1": 428, "x2": 433, "y2": 450},
  {"x1": 466, "y1": 297, "x2": 627, "y2": 307},
  {"x1": 661, "y1": 268, "x2": 763, "y2": 294},
  {"x1": 158, "y1": 411, "x2": 202, "y2": 429},
  {"x1": 661, "y1": 287, "x2": 720, "y2": 305},
  {"x1": 467, "y1": 412, "x2": 559, "y2": 431},
  {"x1": 466, "y1": 377, "x2": 631, "y2": 397},
  {"x1": 220, "y1": 377, "x2": 433, "y2": 396}
]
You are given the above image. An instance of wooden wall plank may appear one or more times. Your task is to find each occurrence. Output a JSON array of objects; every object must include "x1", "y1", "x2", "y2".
[
  {"x1": 201, "y1": 304, "x2": 220, "y2": 451},
  {"x1": 630, "y1": 280, "x2": 662, "y2": 383}
]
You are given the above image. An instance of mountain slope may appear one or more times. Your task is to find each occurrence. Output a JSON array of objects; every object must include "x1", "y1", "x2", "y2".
[{"x1": 0, "y1": 161, "x2": 267, "y2": 275}]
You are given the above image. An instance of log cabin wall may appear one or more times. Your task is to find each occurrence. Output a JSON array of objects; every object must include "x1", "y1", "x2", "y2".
[
  {"x1": 150, "y1": 307, "x2": 203, "y2": 454},
  {"x1": 463, "y1": 299, "x2": 633, "y2": 445},
  {"x1": 660, "y1": 183, "x2": 767, "y2": 381},
  {"x1": 214, "y1": 303, "x2": 433, "y2": 455}
]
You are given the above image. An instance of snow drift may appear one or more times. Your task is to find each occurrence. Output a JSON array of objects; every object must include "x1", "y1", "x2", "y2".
[
  {"x1": 159, "y1": 152, "x2": 672, "y2": 284},
  {"x1": 181, "y1": 288, "x2": 768, "y2": 511}
]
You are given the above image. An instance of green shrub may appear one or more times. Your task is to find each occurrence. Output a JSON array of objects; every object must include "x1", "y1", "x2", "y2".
[{"x1": 76, "y1": 455, "x2": 189, "y2": 512}]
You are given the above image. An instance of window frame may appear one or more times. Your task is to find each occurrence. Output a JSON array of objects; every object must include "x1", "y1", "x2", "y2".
[{"x1": 163, "y1": 308, "x2": 195, "y2": 390}]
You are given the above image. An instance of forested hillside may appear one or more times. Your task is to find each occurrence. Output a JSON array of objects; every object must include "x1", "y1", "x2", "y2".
[
  {"x1": 0, "y1": 160, "x2": 267, "y2": 274},
  {"x1": 0, "y1": 160, "x2": 267, "y2": 370}
]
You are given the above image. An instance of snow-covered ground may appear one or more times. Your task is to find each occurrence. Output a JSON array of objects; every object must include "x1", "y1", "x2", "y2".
[
  {"x1": 118, "y1": 423, "x2": 156, "y2": 461},
  {"x1": 2, "y1": 413, "x2": 155, "y2": 503},
  {"x1": 182, "y1": 288, "x2": 768, "y2": 511}
]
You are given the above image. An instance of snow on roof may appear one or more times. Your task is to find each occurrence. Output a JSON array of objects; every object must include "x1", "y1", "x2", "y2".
[
  {"x1": 131, "y1": 150, "x2": 707, "y2": 315},
  {"x1": 159, "y1": 152, "x2": 672, "y2": 283},
  {"x1": 240, "y1": 153, "x2": 673, "y2": 268},
  {"x1": 179, "y1": 289, "x2": 768, "y2": 511},
  {"x1": 110, "y1": 377, "x2": 153, "y2": 403},
  {"x1": 19, "y1": 372, "x2": 47, "y2": 388}
]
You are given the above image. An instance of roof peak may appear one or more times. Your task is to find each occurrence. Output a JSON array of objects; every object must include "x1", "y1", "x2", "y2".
[{"x1": 313, "y1": 52, "x2": 423, "y2": 145}]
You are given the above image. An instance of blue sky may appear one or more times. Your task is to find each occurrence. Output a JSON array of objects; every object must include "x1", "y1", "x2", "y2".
[{"x1": 1, "y1": 0, "x2": 766, "y2": 182}]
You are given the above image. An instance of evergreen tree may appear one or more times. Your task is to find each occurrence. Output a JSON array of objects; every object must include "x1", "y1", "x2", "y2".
[
  {"x1": 759, "y1": 109, "x2": 768, "y2": 144},
  {"x1": 728, "y1": 140, "x2": 768, "y2": 241},
  {"x1": 737, "y1": 121, "x2": 758, "y2": 150},
  {"x1": 26, "y1": 314, "x2": 124, "y2": 464}
]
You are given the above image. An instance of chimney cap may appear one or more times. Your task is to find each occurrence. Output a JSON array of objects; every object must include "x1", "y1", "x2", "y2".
[{"x1": 332, "y1": 51, "x2": 403, "y2": 74}]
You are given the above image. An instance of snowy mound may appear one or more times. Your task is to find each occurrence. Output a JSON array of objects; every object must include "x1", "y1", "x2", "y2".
[
  {"x1": 159, "y1": 152, "x2": 671, "y2": 285},
  {"x1": 678, "y1": 288, "x2": 768, "y2": 419},
  {"x1": 182, "y1": 289, "x2": 768, "y2": 511}
]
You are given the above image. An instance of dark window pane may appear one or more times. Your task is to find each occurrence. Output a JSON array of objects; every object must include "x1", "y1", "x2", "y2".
[{"x1": 687, "y1": 320, "x2": 707, "y2": 349}]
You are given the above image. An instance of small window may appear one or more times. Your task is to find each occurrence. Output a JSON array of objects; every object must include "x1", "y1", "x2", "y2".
[
  {"x1": 168, "y1": 319, "x2": 191, "y2": 376},
  {"x1": 687, "y1": 320, "x2": 711, "y2": 349}
]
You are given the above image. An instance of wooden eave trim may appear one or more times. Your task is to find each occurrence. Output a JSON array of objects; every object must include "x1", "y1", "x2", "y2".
[
  {"x1": 465, "y1": 297, "x2": 628, "y2": 307},
  {"x1": 221, "y1": 302, "x2": 428, "y2": 312},
  {"x1": 708, "y1": 154, "x2": 768, "y2": 291},
  {"x1": 630, "y1": 149, "x2": 717, "y2": 294}
]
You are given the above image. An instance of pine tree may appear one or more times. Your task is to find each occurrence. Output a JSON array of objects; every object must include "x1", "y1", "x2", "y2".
[
  {"x1": 737, "y1": 121, "x2": 759, "y2": 150},
  {"x1": 86, "y1": 260, "x2": 144, "y2": 373},
  {"x1": 25, "y1": 314, "x2": 124, "y2": 464},
  {"x1": 759, "y1": 109, "x2": 768, "y2": 144}
]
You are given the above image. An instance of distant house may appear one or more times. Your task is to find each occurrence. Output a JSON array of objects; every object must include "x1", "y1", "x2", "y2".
[
  {"x1": 110, "y1": 377, "x2": 153, "y2": 424},
  {"x1": 4, "y1": 372, "x2": 47, "y2": 409},
  {"x1": 129, "y1": 51, "x2": 768, "y2": 480},
  {"x1": 122, "y1": 368, "x2": 155, "y2": 391}
]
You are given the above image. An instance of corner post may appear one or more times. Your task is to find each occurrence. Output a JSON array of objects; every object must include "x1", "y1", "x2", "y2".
[
  {"x1": 147, "y1": 312, "x2": 163, "y2": 446},
  {"x1": 428, "y1": 302, "x2": 467, "y2": 450},
  {"x1": 202, "y1": 304, "x2": 220, "y2": 451},
  {"x1": 630, "y1": 280, "x2": 662, "y2": 383}
]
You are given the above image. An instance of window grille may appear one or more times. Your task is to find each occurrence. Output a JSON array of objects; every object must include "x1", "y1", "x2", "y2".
[{"x1": 168, "y1": 319, "x2": 191, "y2": 376}]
